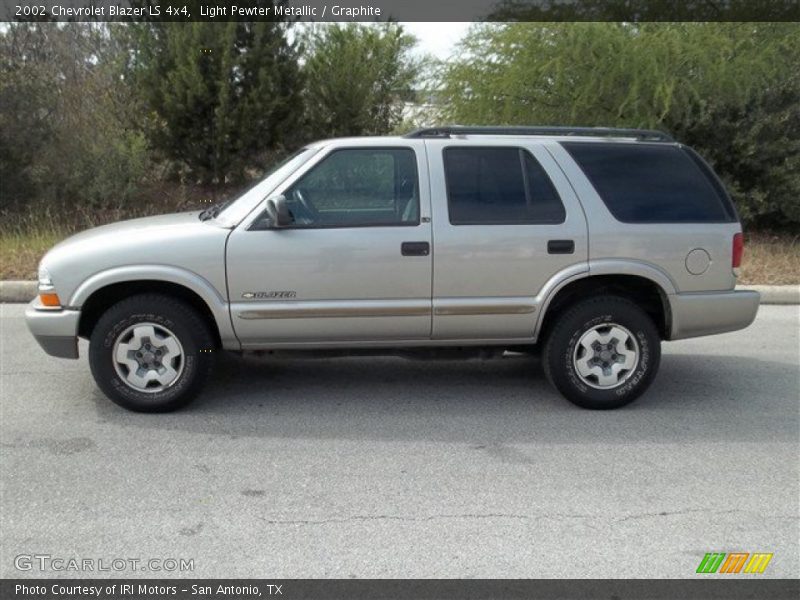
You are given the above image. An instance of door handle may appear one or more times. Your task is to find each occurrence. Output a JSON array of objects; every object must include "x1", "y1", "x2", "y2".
[
  {"x1": 547, "y1": 240, "x2": 575, "y2": 254},
  {"x1": 401, "y1": 241, "x2": 430, "y2": 256}
]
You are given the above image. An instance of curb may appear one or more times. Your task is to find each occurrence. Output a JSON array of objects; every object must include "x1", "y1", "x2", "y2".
[
  {"x1": 737, "y1": 285, "x2": 800, "y2": 305},
  {"x1": 0, "y1": 281, "x2": 38, "y2": 303},
  {"x1": 1, "y1": 280, "x2": 798, "y2": 305}
]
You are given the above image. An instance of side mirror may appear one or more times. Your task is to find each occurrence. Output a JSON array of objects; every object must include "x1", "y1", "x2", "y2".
[{"x1": 265, "y1": 194, "x2": 291, "y2": 228}]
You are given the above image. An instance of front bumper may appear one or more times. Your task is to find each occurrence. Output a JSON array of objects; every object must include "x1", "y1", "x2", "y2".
[
  {"x1": 668, "y1": 290, "x2": 760, "y2": 341},
  {"x1": 25, "y1": 299, "x2": 81, "y2": 359}
]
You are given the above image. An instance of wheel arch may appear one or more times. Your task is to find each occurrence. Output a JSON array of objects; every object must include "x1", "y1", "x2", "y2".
[
  {"x1": 75, "y1": 268, "x2": 233, "y2": 348},
  {"x1": 536, "y1": 272, "x2": 673, "y2": 343}
]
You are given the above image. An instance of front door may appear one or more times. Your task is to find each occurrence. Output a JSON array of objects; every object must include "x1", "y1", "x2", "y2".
[{"x1": 226, "y1": 144, "x2": 433, "y2": 347}]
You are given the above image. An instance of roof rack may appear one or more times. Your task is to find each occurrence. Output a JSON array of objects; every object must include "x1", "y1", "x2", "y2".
[{"x1": 404, "y1": 125, "x2": 674, "y2": 143}]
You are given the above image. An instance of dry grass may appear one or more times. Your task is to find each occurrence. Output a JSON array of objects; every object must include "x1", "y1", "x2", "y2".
[
  {"x1": 738, "y1": 232, "x2": 800, "y2": 285},
  {"x1": 0, "y1": 229, "x2": 69, "y2": 280},
  {"x1": 1, "y1": 209, "x2": 798, "y2": 284},
  {"x1": 0, "y1": 182, "x2": 242, "y2": 280}
]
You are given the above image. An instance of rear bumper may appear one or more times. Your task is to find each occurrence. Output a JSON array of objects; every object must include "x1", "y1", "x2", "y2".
[
  {"x1": 668, "y1": 290, "x2": 760, "y2": 341},
  {"x1": 25, "y1": 299, "x2": 80, "y2": 359}
]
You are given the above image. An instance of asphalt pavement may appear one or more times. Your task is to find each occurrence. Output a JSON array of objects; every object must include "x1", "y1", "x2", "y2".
[{"x1": 1, "y1": 303, "x2": 798, "y2": 578}]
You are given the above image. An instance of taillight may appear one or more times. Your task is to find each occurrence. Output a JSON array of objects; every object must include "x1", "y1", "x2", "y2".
[{"x1": 732, "y1": 233, "x2": 744, "y2": 272}]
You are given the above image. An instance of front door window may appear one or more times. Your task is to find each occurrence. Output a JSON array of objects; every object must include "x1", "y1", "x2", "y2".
[{"x1": 284, "y1": 148, "x2": 419, "y2": 228}]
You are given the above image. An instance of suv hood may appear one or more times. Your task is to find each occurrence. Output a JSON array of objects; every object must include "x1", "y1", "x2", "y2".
[
  {"x1": 40, "y1": 211, "x2": 231, "y2": 307},
  {"x1": 49, "y1": 211, "x2": 208, "y2": 250}
]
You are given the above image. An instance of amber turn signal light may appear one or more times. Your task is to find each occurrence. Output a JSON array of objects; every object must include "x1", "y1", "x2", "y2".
[{"x1": 39, "y1": 292, "x2": 61, "y2": 307}]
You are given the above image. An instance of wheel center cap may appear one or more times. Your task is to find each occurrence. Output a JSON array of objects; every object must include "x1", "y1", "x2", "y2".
[
  {"x1": 599, "y1": 350, "x2": 612, "y2": 361},
  {"x1": 141, "y1": 351, "x2": 155, "y2": 364}
]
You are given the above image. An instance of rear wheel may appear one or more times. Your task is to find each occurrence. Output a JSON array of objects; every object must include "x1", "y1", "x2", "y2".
[
  {"x1": 543, "y1": 296, "x2": 661, "y2": 409},
  {"x1": 89, "y1": 294, "x2": 215, "y2": 412}
]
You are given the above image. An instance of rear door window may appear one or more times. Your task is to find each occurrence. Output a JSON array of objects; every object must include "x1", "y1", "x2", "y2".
[
  {"x1": 443, "y1": 147, "x2": 566, "y2": 225},
  {"x1": 562, "y1": 142, "x2": 735, "y2": 223}
]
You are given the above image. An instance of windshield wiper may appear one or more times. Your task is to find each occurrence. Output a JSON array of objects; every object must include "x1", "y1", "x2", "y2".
[{"x1": 199, "y1": 200, "x2": 231, "y2": 221}]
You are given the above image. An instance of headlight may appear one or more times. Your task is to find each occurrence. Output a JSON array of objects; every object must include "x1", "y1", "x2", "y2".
[
  {"x1": 38, "y1": 265, "x2": 53, "y2": 287},
  {"x1": 36, "y1": 265, "x2": 61, "y2": 307}
]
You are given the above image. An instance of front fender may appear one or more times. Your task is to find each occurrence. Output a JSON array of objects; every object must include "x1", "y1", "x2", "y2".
[{"x1": 69, "y1": 265, "x2": 238, "y2": 349}]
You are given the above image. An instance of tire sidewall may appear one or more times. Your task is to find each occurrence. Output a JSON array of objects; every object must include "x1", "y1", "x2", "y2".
[
  {"x1": 547, "y1": 298, "x2": 660, "y2": 409},
  {"x1": 90, "y1": 300, "x2": 211, "y2": 411}
]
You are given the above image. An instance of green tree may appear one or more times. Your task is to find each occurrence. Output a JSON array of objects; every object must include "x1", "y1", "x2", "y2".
[
  {"x1": 302, "y1": 23, "x2": 420, "y2": 138},
  {"x1": 438, "y1": 23, "x2": 800, "y2": 229},
  {"x1": 678, "y1": 75, "x2": 800, "y2": 227},
  {"x1": 489, "y1": 0, "x2": 800, "y2": 21},
  {"x1": 0, "y1": 23, "x2": 150, "y2": 213},
  {"x1": 0, "y1": 23, "x2": 55, "y2": 212},
  {"x1": 127, "y1": 15, "x2": 302, "y2": 184}
]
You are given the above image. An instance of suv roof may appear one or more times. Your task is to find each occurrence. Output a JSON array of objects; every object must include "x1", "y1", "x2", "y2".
[{"x1": 404, "y1": 125, "x2": 674, "y2": 143}]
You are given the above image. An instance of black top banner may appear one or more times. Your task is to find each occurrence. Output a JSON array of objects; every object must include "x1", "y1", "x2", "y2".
[{"x1": 3, "y1": 0, "x2": 800, "y2": 22}]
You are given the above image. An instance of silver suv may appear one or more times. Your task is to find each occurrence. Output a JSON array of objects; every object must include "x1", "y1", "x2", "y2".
[{"x1": 26, "y1": 126, "x2": 760, "y2": 412}]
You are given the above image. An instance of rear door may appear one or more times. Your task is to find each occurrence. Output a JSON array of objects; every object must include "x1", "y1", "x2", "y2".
[{"x1": 426, "y1": 139, "x2": 588, "y2": 339}]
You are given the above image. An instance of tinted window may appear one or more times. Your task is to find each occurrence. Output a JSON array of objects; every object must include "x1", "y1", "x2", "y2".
[
  {"x1": 563, "y1": 142, "x2": 735, "y2": 223},
  {"x1": 444, "y1": 147, "x2": 566, "y2": 225},
  {"x1": 284, "y1": 148, "x2": 419, "y2": 228}
]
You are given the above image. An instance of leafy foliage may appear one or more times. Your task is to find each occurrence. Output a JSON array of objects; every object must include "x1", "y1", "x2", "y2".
[
  {"x1": 2, "y1": 21, "x2": 798, "y2": 232},
  {"x1": 126, "y1": 17, "x2": 303, "y2": 184},
  {"x1": 489, "y1": 0, "x2": 800, "y2": 21},
  {"x1": 438, "y1": 23, "x2": 800, "y2": 228},
  {"x1": 678, "y1": 75, "x2": 800, "y2": 226},
  {"x1": 302, "y1": 23, "x2": 419, "y2": 138},
  {"x1": 0, "y1": 24, "x2": 150, "y2": 213}
]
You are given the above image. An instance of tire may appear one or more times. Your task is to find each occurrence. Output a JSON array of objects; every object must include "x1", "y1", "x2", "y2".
[
  {"x1": 543, "y1": 295, "x2": 661, "y2": 410},
  {"x1": 89, "y1": 294, "x2": 215, "y2": 412}
]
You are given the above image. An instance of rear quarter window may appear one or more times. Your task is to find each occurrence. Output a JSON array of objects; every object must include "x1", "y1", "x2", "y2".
[{"x1": 562, "y1": 142, "x2": 736, "y2": 223}]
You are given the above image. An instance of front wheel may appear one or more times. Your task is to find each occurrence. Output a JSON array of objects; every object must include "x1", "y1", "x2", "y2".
[
  {"x1": 543, "y1": 296, "x2": 661, "y2": 409},
  {"x1": 89, "y1": 294, "x2": 215, "y2": 412}
]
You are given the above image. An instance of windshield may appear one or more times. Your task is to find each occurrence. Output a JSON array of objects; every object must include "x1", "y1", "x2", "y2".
[{"x1": 213, "y1": 147, "x2": 320, "y2": 226}]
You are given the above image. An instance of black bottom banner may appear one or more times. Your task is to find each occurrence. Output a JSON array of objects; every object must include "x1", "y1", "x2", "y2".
[{"x1": 2, "y1": 579, "x2": 799, "y2": 600}]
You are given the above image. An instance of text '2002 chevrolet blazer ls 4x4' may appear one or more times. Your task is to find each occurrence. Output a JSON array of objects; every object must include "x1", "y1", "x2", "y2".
[{"x1": 26, "y1": 126, "x2": 760, "y2": 412}]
